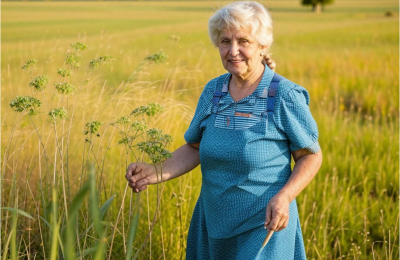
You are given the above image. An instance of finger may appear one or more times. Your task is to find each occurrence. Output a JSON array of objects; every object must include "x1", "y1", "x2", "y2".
[
  {"x1": 128, "y1": 181, "x2": 141, "y2": 192},
  {"x1": 132, "y1": 166, "x2": 151, "y2": 183},
  {"x1": 264, "y1": 205, "x2": 272, "y2": 229},
  {"x1": 267, "y1": 209, "x2": 281, "y2": 231},
  {"x1": 138, "y1": 185, "x2": 147, "y2": 192},
  {"x1": 131, "y1": 184, "x2": 147, "y2": 193},
  {"x1": 267, "y1": 216, "x2": 280, "y2": 231},
  {"x1": 264, "y1": 59, "x2": 276, "y2": 71},
  {"x1": 129, "y1": 165, "x2": 146, "y2": 183},
  {"x1": 276, "y1": 215, "x2": 287, "y2": 231},
  {"x1": 129, "y1": 182, "x2": 140, "y2": 193},
  {"x1": 126, "y1": 163, "x2": 138, "y2": 180},
  {"x1": 135, "y1": 176, "x2": 150, "y2": 189},
  {"x1": 277, "y1": 217, "x2": 289, "y2": 231}
]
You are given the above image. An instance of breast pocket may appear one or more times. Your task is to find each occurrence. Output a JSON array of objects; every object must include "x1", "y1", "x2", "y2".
[
  {"x1": 233, "y1": 112, "x2": 262, "y2": 130},
  {"x1": 214, "y1": 114, "x2": 235, "y2": 130},
  {"x1": 214, "y1": 100, "x2": 264, "y2": 130}
]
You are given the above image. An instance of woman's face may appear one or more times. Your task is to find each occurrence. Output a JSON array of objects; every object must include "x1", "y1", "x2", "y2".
[{"x1": 218, "y1": 28, "x2": 266, "y2": 80}]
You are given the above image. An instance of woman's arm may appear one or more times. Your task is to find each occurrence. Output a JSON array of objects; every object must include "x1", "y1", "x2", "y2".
[
  {"x1": 125, "y1": 143, "x2": 200, "y2": 193},
  {"x1": 265, "y1": 148, "x2": 323, "y2": 231}
]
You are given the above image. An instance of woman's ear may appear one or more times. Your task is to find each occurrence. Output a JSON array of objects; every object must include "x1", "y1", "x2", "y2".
[{"x1": 260, "y1": 45, "x2": 268, "y2": 57}]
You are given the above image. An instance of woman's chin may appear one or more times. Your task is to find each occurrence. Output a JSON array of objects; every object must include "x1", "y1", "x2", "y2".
[{"x1": 226, "y1": 66, "x2": 246, "y2": 77}]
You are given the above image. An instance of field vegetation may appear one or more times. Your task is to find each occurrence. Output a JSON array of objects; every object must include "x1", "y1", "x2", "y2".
[{"x1": 1, "y1": 0, "x2": 399, "y2": 259}]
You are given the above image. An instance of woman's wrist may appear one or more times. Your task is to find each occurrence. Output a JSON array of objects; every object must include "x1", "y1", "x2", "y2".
[
  {"x1": 277, "y1": 190, "x2": 293, "y2": 203},
  {"x1": 153, "y1": 162, "x2": 169, "y2": 183}
]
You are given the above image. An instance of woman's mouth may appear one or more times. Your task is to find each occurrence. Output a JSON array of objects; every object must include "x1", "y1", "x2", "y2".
[{"x1": 229, "y1": 59, "x2": 244, "y2": 64}]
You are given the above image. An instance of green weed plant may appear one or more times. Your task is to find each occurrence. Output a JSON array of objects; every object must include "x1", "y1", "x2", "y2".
[{"x1": 2, "y1": 41, "x2": 173, "y2": 260}]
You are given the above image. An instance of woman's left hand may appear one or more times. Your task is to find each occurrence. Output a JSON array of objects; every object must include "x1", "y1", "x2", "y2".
[
  {"x1": 264, "y1": 54, "x2": 276, "y2": 71},
  {"x1": 264, "y1": 192, "x2": 290, "y2": 232}
]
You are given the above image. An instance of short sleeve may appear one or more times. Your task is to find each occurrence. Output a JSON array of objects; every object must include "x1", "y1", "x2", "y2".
[
  {"x1": 184, "y1": 80, "x2": 216, "y2": 144},
  {"x1": 277, "y1": 85, "x2": 321, "y2": 153}
]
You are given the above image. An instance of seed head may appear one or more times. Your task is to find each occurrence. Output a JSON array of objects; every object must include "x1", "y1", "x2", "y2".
[
  {"x1": 29, "y1": 75, "x2": 49, "y2": 92},
  {"x1": 66, "y1": 52, "x2": 82, "y2": 69},
  {"x1": 115, "y1": 116, "x2": 131, "y2": 125},
  {"x1": 57, "y1": 68, "x2": 73, "y2": 77},
  {"x1": 118, "y1": 136, "x2": 133, "y2": 145},
  {"x1": 22, "y1": 59, "x2": 38, "y2": 72},
  {"x1": 131, "y1": 103, "x2": 163, "y2": 117},
  {"x1": 131, "y1": 121, "x2": 147, "y2": 132},
  {"x1": 89, "y1": 55, "x2": 115, "y2": 69},
  {"x1": 9, "y1": 96, "x2": 42, "y2": 115},
  {"x1": 48, "y1": 107, "x2": 68, "y2": 124},
  {"x1": 70, "y1": 42, "x2": 88, "y2": 52},
  {"x1": 137, "y1": 141, "x2": 172, "y2": 164},
  {"x1": 84, "y1": 121, "x2": 103, "y2": 135},
  {"x1": 145, "y1": 51, "x2": 168, "y2": 63},
  {"x1": 55, "y1": 82, "x2": 75, "y2": 95}
]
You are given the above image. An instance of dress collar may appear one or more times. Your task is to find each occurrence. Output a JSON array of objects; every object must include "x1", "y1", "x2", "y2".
[
  {"x1": 252, "y1": 65, "x2": 275, "y2": 98},
  {"x1": 220, "y1": 65, "x2": 275, "y2": 104}
]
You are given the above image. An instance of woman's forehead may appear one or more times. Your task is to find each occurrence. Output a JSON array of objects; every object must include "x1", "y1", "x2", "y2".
[{"x1": 219, "y1": 28, "x2": 253, "y2": 39}]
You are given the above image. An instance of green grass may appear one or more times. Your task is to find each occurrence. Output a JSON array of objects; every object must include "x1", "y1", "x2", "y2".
[{"x1": 1, "y1": 0, "x2": 399, "y2": 259}]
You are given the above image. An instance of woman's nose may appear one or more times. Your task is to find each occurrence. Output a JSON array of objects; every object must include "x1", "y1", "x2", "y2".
[{"x1": 230, "y1": 42, "x2": 239, "y2": 56}]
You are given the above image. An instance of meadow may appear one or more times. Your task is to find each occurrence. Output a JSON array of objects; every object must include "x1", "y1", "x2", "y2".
[{"x1": 1, "y1": 0, "x2": 399, "y2": 259}]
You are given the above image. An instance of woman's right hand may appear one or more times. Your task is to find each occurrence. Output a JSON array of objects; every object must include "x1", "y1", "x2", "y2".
[
  {"x1": 125, "y1": 144, "x2": 201, "y2": 193},
  {"x1": 125, "y1": 162, "x2": 160, "y2": 193}
]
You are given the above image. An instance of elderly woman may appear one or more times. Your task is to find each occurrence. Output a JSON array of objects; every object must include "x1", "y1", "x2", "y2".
[{"x1": 126, "y1": 1, "x2": 322, "y2": 259}]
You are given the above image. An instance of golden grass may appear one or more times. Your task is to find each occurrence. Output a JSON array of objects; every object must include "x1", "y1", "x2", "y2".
[{"x1": 1, "y1": 0, "x2": 399, "y2": 259}]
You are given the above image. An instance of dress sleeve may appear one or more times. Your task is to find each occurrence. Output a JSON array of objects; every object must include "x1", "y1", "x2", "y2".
[
  {"x1": 184, "y1": 80, "x2": 215, "y2": 144},
  {"x1": 277, "y1": 85, "x2": 321, "y2": 153}
]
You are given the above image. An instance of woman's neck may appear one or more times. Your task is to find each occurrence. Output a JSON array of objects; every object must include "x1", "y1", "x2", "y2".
[{"x1": 229, "y1": 65, "x2": 264, "y2": 101}]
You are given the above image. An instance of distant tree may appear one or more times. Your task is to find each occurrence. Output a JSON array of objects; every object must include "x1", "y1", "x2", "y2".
[{"x1": 301, "y1": 0, "x2": 334, "y2": 13}]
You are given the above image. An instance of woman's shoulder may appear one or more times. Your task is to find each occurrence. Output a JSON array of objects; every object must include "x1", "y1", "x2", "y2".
[
  {"x1": 193, "y1": 73, "x2": 230, "y2": 113},
  {"x1": 201, "y1": 73, "x2": 230, "y2": 97},
  {"x1": 276, "y1": 76, "x2": 311, "y2": 105}
]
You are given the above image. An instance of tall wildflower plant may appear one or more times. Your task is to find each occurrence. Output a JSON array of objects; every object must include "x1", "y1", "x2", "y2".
[
  {"x1": 128, "y1": 51, "x2": 168, "y2": 81},
  {"x1": 3, "y1": 41, "x2": 173, "y2": 259},
  {"x1": 4, "y1": 41, "x2": 116, "y2": 259},
  {"x1": 111, "y1": 103, "x2": 173, "y2": 259}
]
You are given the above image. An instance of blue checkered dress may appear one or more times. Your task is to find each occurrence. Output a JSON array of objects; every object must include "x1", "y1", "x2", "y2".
[{"x1": 184, "y1": 66, "x2": 320, "y2": 260}]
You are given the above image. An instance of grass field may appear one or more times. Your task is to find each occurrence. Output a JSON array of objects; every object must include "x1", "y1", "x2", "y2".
[{"x1": 1, "y1": 0, "x2": 399, "y2": 259}]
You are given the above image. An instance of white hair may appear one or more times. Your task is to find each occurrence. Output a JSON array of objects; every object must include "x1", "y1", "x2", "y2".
[{"x1": 208, "y1": 1, "x2": 273, "y2": 49}]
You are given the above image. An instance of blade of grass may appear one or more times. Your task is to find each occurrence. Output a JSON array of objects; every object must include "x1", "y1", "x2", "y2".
[
  {"x1": 49, "y1": 189, "x2": 59, "y2": 260},
  {"x1": 1, "y1": 207, "x2": 34, "y2": 220},
  {"x1": 77, "y1": 246, "x2": 98, "y2": 259},
  {"x1": 64, "y1": 182, "x2": 90, "y2": 260},
  {"x1": 40, "y1": 216, "x2": 51, "y2": 229},
  {"x1": 1, "y1": 230, "x2": 14, "y2": 260},
  {"x1": 126, "y1": 192, "x2": 141, "y2": 260},
  {"x1": 80, "y1": 194, "x2": 116, "y2": 239},
  {"x1": 88, "y1": 164, "x2": 107, "y2": 260},
  {"x1": 100, "y1": 195, "x2": 116, "y2": 221},
  {"x1": 10, "y1": 209, "x2": 17, "y2": 260},
  {"x1": 88, "y1": 164, "x2": 102, "y2": 237}
]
